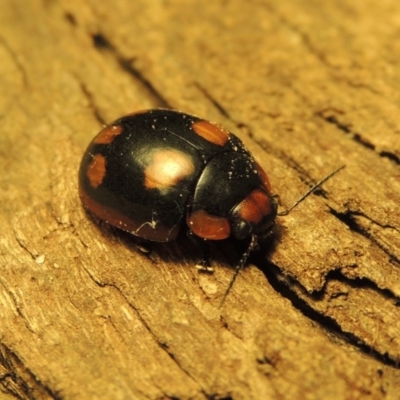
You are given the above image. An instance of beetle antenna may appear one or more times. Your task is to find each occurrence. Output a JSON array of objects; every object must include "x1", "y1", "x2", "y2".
[
  {"x1": 278, "y1": 165, "x2": 345, "y2": 216},
  {"x1": 219, "y1": 234, "x2": 258, "y2": 308}
]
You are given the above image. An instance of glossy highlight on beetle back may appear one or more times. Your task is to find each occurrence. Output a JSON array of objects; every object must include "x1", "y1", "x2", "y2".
[
  {"x1": 78, "y1": 109, "x2": 277, "y2": 243},
  {"x1": 144, "y1": 149, "x2": 196, "y2": 190}
]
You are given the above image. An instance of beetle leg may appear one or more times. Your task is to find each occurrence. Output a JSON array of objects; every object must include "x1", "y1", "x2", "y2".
[
  {"x1": 187, "y1": 230, "x2": 214, "y2": 272},
  {"x1": 196, "y1": 244, "x2": 214, "y2": 272},
  {"x1": 135, "y1": 241, "x2": 152, "y2": 254}
]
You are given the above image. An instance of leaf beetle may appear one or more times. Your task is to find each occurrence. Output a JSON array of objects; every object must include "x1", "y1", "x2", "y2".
[{"x1": 79, "y1": 109, "x2": 343, "y2": 304}]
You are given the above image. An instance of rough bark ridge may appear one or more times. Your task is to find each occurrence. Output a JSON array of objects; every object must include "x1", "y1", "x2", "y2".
[{"x1": 1, "y1": 1, "x2": 400, "y2": 399}]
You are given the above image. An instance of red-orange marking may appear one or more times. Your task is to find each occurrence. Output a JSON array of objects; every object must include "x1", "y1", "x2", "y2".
[
  {"x1": 144, "y1": 149, "x2": 195, "y2": 190},
  {"x1": 93, "y1": 124, "x2": 123, "y2": 144},
  {"x1": 192, "y1": 120, "x2": 230, "y2": 146},
  {"x1": 79, "y1": 187, "x2": 180, "y2": 241},
  {"x1": 87, "y1": 154, "x2": 106, "y2": 188},
  {"x1": 187, "y1": 210, "x2": 230, "y2": 240},
  {"x1": 238, "y1": 189, "x2": 272, "y2": 224}
]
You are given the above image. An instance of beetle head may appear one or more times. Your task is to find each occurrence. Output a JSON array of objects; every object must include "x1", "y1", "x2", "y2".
[{"x1": 229, "y1": 188, "x2": 278, "y2": 241}]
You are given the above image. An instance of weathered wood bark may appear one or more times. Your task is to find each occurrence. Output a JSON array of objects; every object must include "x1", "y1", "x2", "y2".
[{"x1": 1, "y1": 1, "x2": 400, "y2": 399}]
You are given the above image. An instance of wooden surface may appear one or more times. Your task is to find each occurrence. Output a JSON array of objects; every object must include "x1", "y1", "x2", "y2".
[{"x1": 1, "y1": 1, "x2": 400, "y2": 399}]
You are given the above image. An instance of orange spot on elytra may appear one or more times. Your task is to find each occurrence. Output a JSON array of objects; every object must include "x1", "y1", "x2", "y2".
[
  {"x1": 87, "y1": 154, "x2": 106, "y2": 188},
  {"x1": 238, "y1": 189, "x2": 272, "y2": 224},
  {"x1": 144, "y1": 149, "x2": 195, "y2": 189},
  {"x1": 192, "y1": 120, "x2": 229, "y2": 146},
  {"x1": 187, "y1": 210, "x2": 230, "y2": 240},
  {"x1": 78, "y1": 187, "x2": 180, "y2": 241},
  {"x1": 93, "y1": 124, "x2": 123, "y2": 144}
]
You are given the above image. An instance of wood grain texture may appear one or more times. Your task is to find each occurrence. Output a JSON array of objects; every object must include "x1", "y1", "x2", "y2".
[{"x1": 1, "y1": 0, "x2": 400, "y2": 399}]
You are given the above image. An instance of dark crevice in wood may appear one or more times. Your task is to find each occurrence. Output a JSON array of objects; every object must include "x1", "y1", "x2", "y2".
[
  {"x1": 351, "y1": 132, "x2": 375, "y2": 150},
  {"x1": 329, "y1": 208, "x2": 369, "y2": 235},
  {"x1": 256, "y1": 355, "x2": 277, "y2": 368},
  {"x1": 92, "y1": 33, "x2": 110, "y2": 50},
  {"x1": 91, "y1": 33, "x2": 171, "y2": 109},
  {"x1": 317, "y1": 112, "x2": 400, "y2": 165},
  {"x1": 64, "y1": 12, "x2": 77, "y2": 26},
  {"x1": 0, "y1": 281, "x2": 37, "y2": 335},
  {"x1": 315, "y1": 111, "x2": 352, "y2": 134},
  {"x1": 328, "y1": 207, "x2": 400, "y2": 265},
  {"x1": 379, "y1": 151, "x2": 400, "y2": 164},
  {"x1": 0, "y1": 343, "x2": 62, "y2": 400},
  {"x1": 322, "y1": 269, "x2": 400, "y2": 303},
  {"x1": 193, "y1": 82, "x2": 231, "y2": 119},
  {"x1": 256, "y1": 259, "x2": 400, "y2": 368},
  {"x1": 78, "y1": 80, "x2": 107, "y2": 125},
  {"x1": 13, "y1": 233, "x2": 36, "y2": 262},
  {"x1": 155, "y1": 341, "x2": 202, "y2": 390}
]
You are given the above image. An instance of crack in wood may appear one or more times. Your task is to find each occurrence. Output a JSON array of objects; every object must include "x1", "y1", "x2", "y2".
[
  {"x1": 0, "y1": 35, "x2": 28, "y2": 88},
  {"x1": 13, "y1": 234, "x2": 37, "y2": 262},
  {"x1": 259, "y1": 260, "x2": 400, "y2": 368},
  {"x1": 78, "y1": 80, "x2": 107, "y2": 125},
  {"x1": 0, "y1": 343, "x2": 62, "y2": 400},
  {"x1": 193, "y1": 82, "x2": 231, "y2": 119},
  {"x1": 328, "y1": 208, "x2": 400, "y2": 265},
  {"x1": 91, "y1": 32, "x2": 171, "y2": 109},
  {"x1": 63, "y1": 12, "x2": 76, "y2": 26},
  {"x1": 316, "y1": 111, "x2": 400, "y2": 165},
  {"x1": 79, "y1": 264, "x2": 203, "y2": 390},
  {"x1": 379, "y1": 151, "x2": 400, "y2": 165},
  {"x1": 0, "y1": 279, "x2": 37, "y2": 335}
]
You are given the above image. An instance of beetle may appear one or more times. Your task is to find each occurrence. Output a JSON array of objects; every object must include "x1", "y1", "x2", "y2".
[{"x1": 79, "y1": 109, "x2": 343, "y2": 304}]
